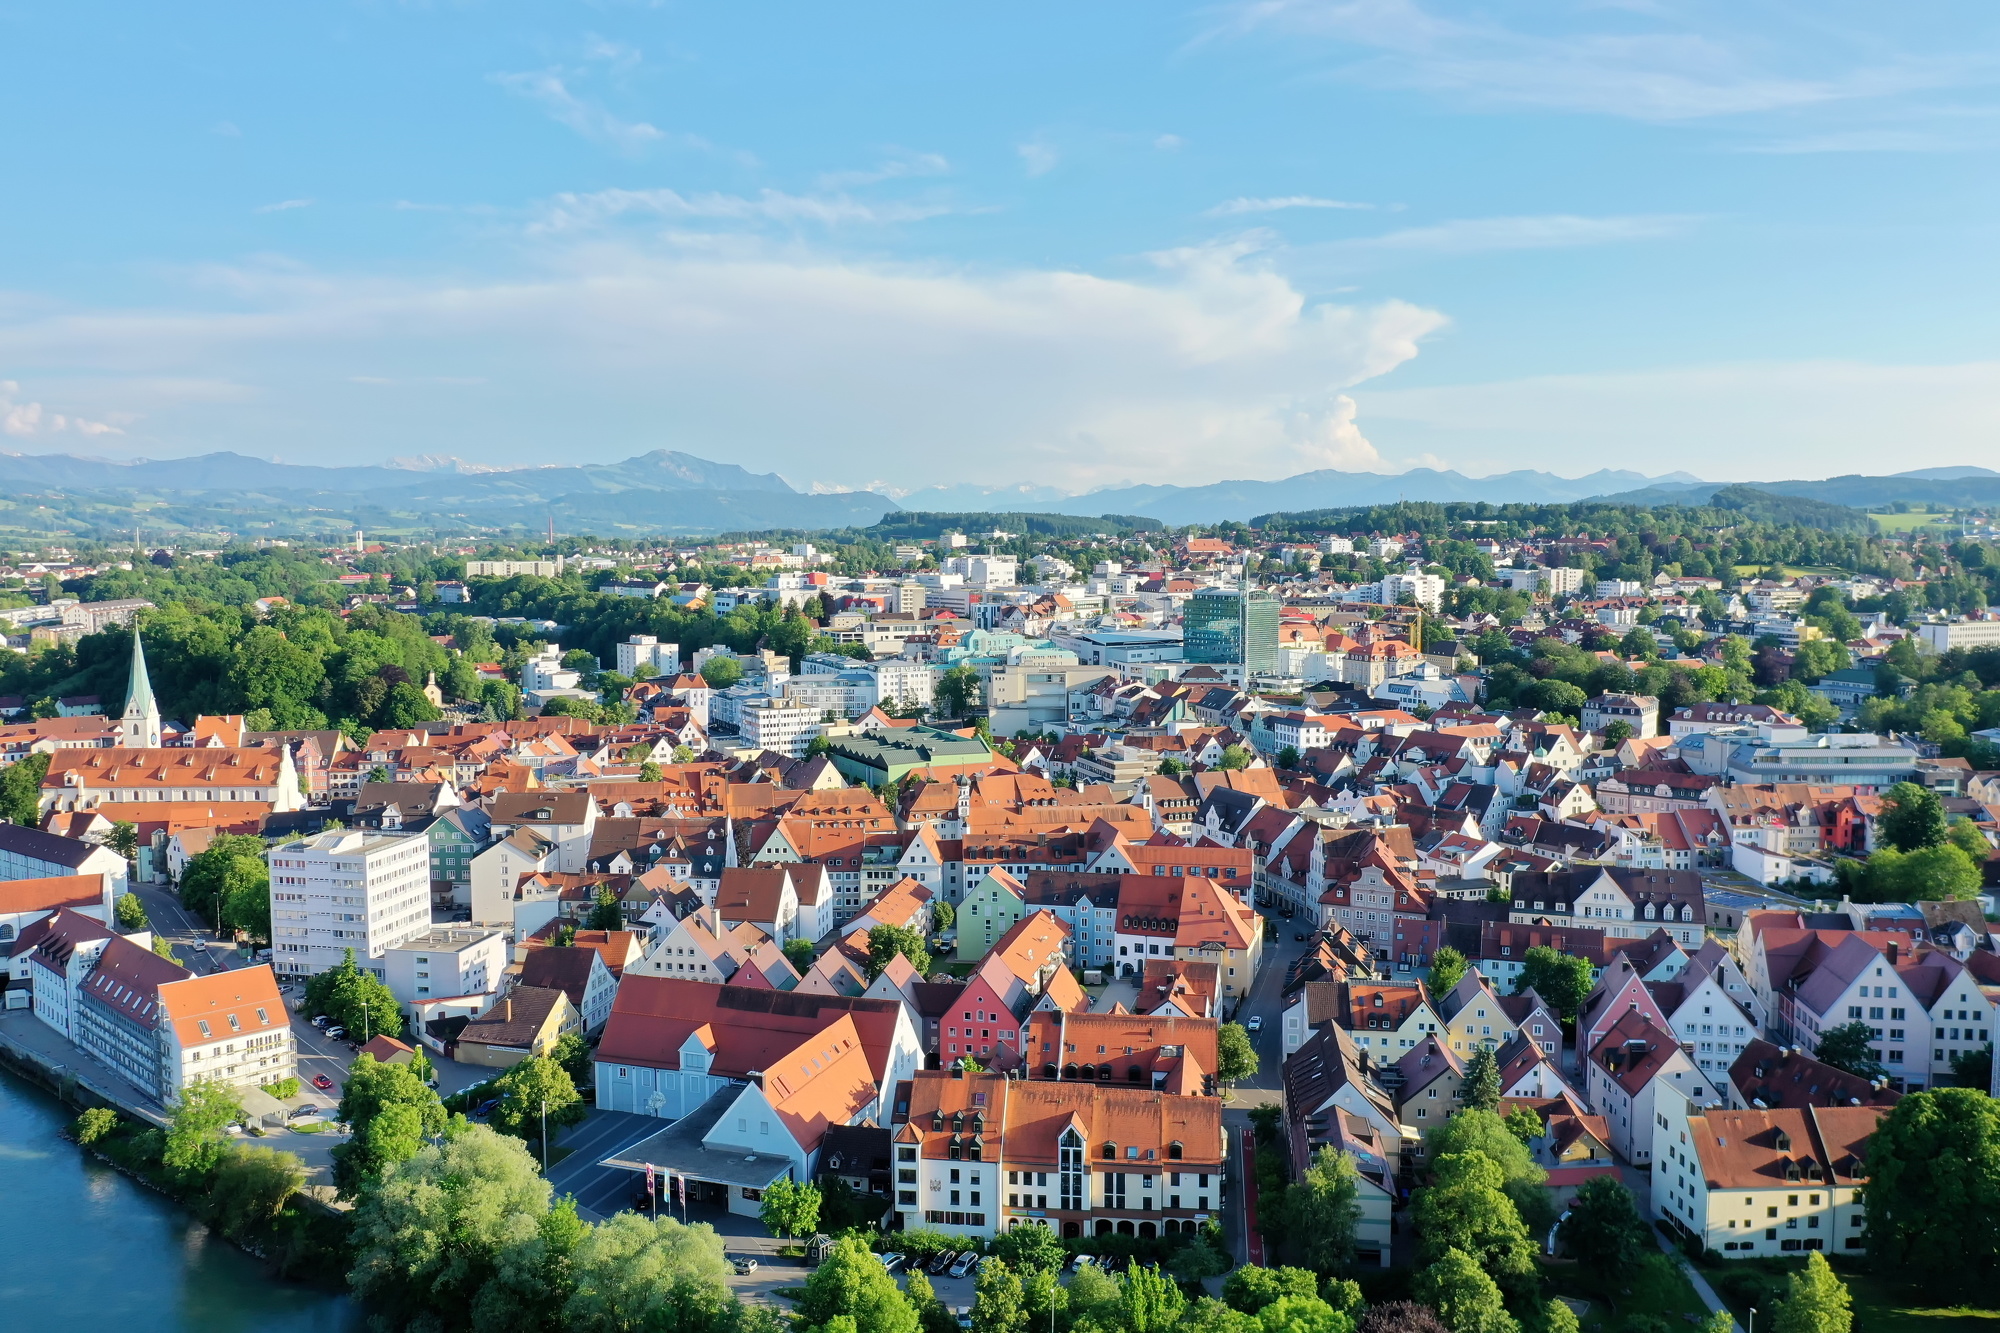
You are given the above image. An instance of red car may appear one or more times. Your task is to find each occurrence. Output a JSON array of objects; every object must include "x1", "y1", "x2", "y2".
[{"x1": 311, "y1": 1074, "x2": 336, "y2": 1092}]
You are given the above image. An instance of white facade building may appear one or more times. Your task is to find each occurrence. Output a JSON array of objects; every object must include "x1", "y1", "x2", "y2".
[
  {"x1": 739, "y1": 697, "x2": 823, "y2": 759},
  {"x1": 616, "y1": 635, "x2": 680, "y2": 679},
  {"x1": 383, "y1": 927, "x2": 509, "y2": 1009},
  {"x1": 267, "y1": 830, "x2": 434, "y2": 982}
]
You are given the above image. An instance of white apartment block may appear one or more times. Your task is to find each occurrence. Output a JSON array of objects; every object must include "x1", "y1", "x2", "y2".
[
  {"x1": 1378, "y1": 570, "x2": 1445, "y2": 613},
  {"x1": 268, "y1": 830, "x2": 434, "y2": 982},
  {"x1": 739, "y1": 697, "x2": 822, "y2": 759},
  {"x1": 1650, "y1": 1092, "x2": 1885, "y2": 1259},
  {"x1": 616, "y1": 635, "x2": 680, "y2": 678},
  {"x1": 521, "y1": 645, "x2": 584, "y2": 694},
  {"x1": 383, "y1": 927, "x2": 509, "y2": 1009}
]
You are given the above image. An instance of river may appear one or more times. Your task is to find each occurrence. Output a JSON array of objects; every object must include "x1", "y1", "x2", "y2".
[{"x1": 0, "y1": 1069, "x2": 361, "y2": 1332}]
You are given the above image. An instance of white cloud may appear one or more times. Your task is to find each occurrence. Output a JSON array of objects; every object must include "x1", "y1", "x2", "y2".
[
  {"x1": 1208, "y1": 195, "x2": 1374, "y2": 216},
  {"x1": 1018, "y1": 141, "x2": 1060, "y2": 176},
  {"x1": 1355, "y1": 359, "x2": 2000, "y2": 480},
  {"x1": 1286, "y1": 394, "x2": 1383, "y2": 470},
  {"x1": 529, "y1": 186, "x2": 957, "y2": 234},
  {"x1": 255, "y1": 199, "x2": 313, "y2": 214},
  {"x1": 1223, "y1": 0, "x2": 1974, "y2": 122},
  {"x1": 0, "y1": 238, "x2": 1444, "y2": 490},
  {"x1": 1155, "y1": 134, "x2": 1186, "y2": 151},
  {"x1": 491, "y1": 69, "x2": 671, "y2": 152},
  {"x1": 0, "y1": 382, "x2": 124, "y2": 437}
]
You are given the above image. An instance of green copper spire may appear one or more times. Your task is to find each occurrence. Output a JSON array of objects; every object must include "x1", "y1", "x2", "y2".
[{"x1": 122, "y1": 630, "x2": 160, "y2": 747}]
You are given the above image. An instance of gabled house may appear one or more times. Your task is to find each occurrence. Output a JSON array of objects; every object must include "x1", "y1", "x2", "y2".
[
  {"x1": 1585, "y1": 1009, "x2": 1713, "y2": 1163},
  {"x1": 1392, "y1": 1037, "x2": 1464, "y2": 1129},
  {"x1": 1283, "y1": 1024, "x2": 1417, "y2": 1187},
  {"x1": 518, "y1": 946, "x2": 618, "y2": 1034}
]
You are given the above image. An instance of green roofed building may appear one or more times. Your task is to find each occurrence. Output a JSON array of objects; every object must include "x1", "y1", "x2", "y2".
[{"x1": 825, "y1": 725, "x2": 994, "y2": 786}]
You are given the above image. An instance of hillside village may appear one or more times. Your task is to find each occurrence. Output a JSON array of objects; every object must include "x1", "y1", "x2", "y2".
[{"x1": 1, "y1": 505, "x2": 1998, "y2": 1333}]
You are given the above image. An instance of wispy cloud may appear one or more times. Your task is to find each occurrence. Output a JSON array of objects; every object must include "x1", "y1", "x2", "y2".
[
  {"x1": 491, "y1": 69, "x2": 674, "y2": 152},
  {"x1": 1208, "y1": 195, "x2": 1374, "y2": 216},
  {"x1": 530, "y1": 186, "x2": 957, "y2": 235},
  {"x1": 1312, "y1": 212, "x2": 1696, "y2": 260},
  {"x1": 818, "y1": 150, "x2": 950, "y2": 189},
  {"x1": 255, "y1": 198, "x2": 313, "y2": 214},
  {"x1": 1223, "y1": 0, "x2": 1980, "y2": 122},
  {"x1": 1018, "y1": 141, "x2": 1059, "y2": 177}
]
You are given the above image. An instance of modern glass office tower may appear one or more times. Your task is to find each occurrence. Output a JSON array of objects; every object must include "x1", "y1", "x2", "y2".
[{"x1": 1185, "y1": 588, "x2": 1278, "y2": 672}]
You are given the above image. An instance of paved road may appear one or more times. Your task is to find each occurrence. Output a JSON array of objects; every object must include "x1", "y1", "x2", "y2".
[
  {"x1": 131, "y1": 879, "x2": 237, "y2": 978},
  {"x1": 1232, "y1": 907, "x2": 1315, "y2": 1104}
]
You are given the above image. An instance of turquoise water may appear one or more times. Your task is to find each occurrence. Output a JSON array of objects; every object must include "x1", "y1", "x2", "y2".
[{"x1": 0, "y1": 1069, "x2": 361, "y2": 1332}]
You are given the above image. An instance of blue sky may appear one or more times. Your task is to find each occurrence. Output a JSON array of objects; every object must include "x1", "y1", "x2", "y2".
[{"x1": 2, "y1": 2, "x2": 1998, "y2": 494}]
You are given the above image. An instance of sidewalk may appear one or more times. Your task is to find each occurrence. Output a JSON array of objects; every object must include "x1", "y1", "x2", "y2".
[{"x1": 1626, "y1": 1159, "x2": 1741, "y2": 1333}]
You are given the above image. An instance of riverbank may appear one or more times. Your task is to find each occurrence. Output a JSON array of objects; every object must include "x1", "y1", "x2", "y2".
[{"x1": 0, "y1": 1068, "x2": 359, "y2": 1333}]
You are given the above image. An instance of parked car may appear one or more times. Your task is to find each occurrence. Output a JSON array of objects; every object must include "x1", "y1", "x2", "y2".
[
  {"x1": 926, "y1": 1251, "x2": 955, "y2": 1275},
  {"x1": 1070, "y1": 1254, "x2": 1098, "y2": 1272},
  {"x1": 878, "y1": 1253, "x2": 905, "y2": 1273},
  {"x1": 310, "y1": 1074, "x2": 335, "y2": 1092},
  {"x1": 732, "y1": 1257, "x2": 759, "y2": 1275},
  {"x1": 949, "y1": 1252, "x2": 979, "y2": 1279},
  {"x1": 289, "y1": 1104, "x2": 319, "y2": 1118},
  {"x1": 311, "y1": 1014, "x2": 330, "y2": 1028},
  {"x1": 324, "y1": 1026, "x2": 346, "y2": 1039},
  {"x1": 1245, "y1": 1015, "x2": 1263, "y2": 1033}
]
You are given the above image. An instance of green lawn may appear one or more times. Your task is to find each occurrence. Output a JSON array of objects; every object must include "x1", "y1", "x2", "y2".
[
  {"x1": 1867, "y1": 512, "x2": 1955, "y2": 532},
  {"x1": 1704, "y1": 1257, "x2": 2000, "y2": 1333},
  {"x1": 1545, "y1": 1253, "x2": 1710, "y2": 1333}
]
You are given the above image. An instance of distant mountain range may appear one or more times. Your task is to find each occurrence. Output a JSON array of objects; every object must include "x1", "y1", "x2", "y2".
[
  {"x1": 0, "y1": 448, "x2": 1992, "y2": 540},
  {"x1": 0, "y1": 449, "x2": 895, "y2": 538}
]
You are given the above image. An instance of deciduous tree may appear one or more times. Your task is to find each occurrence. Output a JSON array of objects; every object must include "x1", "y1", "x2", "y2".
[
  {"x1": 866, "y1": 924, "x2": 930, "y2": 980},
  {"x1": 1427, "y1": 948, "x2": 1468, "y2": 998},
  {"x1": 1771, "y1": 1253, "x2": 1851, "y2": 1333},
  {"x1": 795, "y1": 1235, "x2": 919, "y2": 1333},
  {"x1": 1225, "y1": 1266, "x2": 1321, "y2": 1315},
  {"x1": 1557, "y1": 1176, "x2": 1649, "y2": 1274},
  {"x1": 1864, "y1": 1086, "x2": 2000, "y2": 1288},
  {"x1": 488, "y1": 1056, "x2": 586, "y2": 1153},
  {"x1": 1217, "y1": 1022, "x2": 1260, "y2": 1086},
  {"x1": 758, "y1": 1176, "x2": 822, "y2": 1239},
  {"x1": 1412, "y1": 1249, "x2": 1517, "y2": 1333},
  {"x1": 1814, "y1": 1021, "x2": 1887, "y2": 1081},
  {"x1": 1512, "y1": 947, "x2": 1594, "y2": 1019},
  {"x1": 349, "y1": 1126, "x2": 554, "y2": 1328},
  {"x1": 562, "y1": 1210, "x2": 735, "y2": 1333},
  {"x1": 973, "y1": 1257, "x2": 1026, "y2": 1333},
  {"x1": 163, "y1": 1080, "x2": 243, "y2": 1179},
  {"x1": 1878, "y1": 781, "x2": 1947, "y2": 852}
]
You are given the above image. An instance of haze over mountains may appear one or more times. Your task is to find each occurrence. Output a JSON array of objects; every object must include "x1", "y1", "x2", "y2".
[{"x1": 0, "y1": 448, "x2": 1994, "y2": 539}]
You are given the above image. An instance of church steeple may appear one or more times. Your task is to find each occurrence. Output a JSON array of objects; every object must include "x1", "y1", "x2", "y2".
[{"x1": 121, "y1": 631, "x2": 160, "y2": 749}]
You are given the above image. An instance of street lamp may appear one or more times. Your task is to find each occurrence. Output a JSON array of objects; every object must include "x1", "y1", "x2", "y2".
[
  {"x1": 541, "y1": 1096, "x2": 549, "y2": 1168},
  {"x1": 1748, "y1": 1308, "x2": 1757, "y2": 1333}
]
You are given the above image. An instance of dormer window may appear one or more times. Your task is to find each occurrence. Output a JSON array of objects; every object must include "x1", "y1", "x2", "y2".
[{"x1": 1102, "y1": 1142, "x2": 1118, "y2": 1160}]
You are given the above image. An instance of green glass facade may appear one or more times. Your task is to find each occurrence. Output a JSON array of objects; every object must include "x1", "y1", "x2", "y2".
[{"x1": 1185, "y1": 588, "x2": 1278, "y2": 671}]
